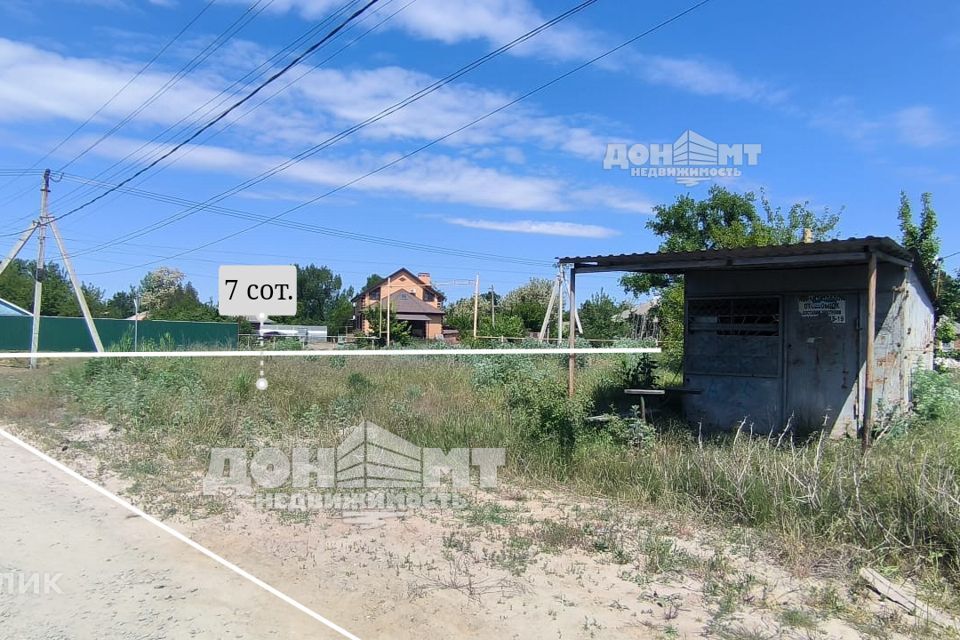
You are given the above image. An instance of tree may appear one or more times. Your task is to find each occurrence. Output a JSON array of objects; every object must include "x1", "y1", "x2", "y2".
[
  {"x1": 290, "y1": 264, "x2": 356, "y2": 332},
  {"x1": 140, "y1": 267, "x2": 185, "y2": 312},
  {"x1": 140, "y1": 267, "x2": 218, "y2": 321},
  {"x1": 0, "y1": 258, "x2": 106, "y2": 317},
  {"x1": 621, "y1": 186, "x2": 842, "y2": 368},
  {"x1": 326, "y1": 294, "x2": 356, "y2": 336},
  {"x1": 443, "y1": 296, "x2": 477, "y2": 335},
  {"x1": 899, "y1": 191, "x2": 959, "y2": 344},
  {"x1": 501, "y1": 278, "x2": 554, "y2": 331},
  {"x1": 364, "y1": 273, "x2": 383, "y2": 291},
  {"x1": 578, "y1": 289, "x2": 628, "y2": 341},
  {"x1": 103, "y1": 288, "x2": 138, "y2": 318},
  {"x1": 475, "y1": 314, "x2": 526, "y2": 341},
  {"x1": 898, "y1": 191, "x2": 940, "y2": 274},
  {"x1": 363, "y1": 304, "x2": 411, "y2": 345}
]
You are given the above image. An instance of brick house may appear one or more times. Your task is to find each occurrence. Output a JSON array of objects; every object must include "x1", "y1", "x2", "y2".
[{"x1": 352, "y1": 269, "x2": 445, "y2": 339}]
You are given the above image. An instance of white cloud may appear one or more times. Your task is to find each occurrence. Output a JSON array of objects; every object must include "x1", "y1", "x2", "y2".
[
  {"x1": 78, "y1": 135, "x2": 650, "y2": 213},
  {"x1": 0, "y1": 38, "x2": 223, "y2": 126},
  {"x1": 631, "y1": 54, "x2": 788, "y2": 104},
  {"x1": 893, "y1": 106, "x2": 950, "y2": 148},
  {"x1": 444, "y1": 217, "x2": 618, "y2": 238},
  {"x1": 809, "y1": 99, "x2": 953, "y2": 149},
  {"x1": 0, "y1": 38, "x2": 617, "y2": 162},
  {"x1": 238, "y1": 0, "x2": 604, "y2": 61}
]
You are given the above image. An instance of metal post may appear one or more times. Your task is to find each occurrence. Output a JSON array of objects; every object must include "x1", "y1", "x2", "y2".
[
  {"x1": 863, "y1": 252, "x2": 877, "y2": 453},
  {"x1": 472, "y1": 274, "x2": 479, "y2": 338},
  {"x1": 133, "y1": 297, "x2": 139, "y2": 352},
  {"x1": 385, "y1": 276, "x2": 391, "y2": 347},
  {"x1": 567, "y1": 268, "x2": 577, "y2": 397}
]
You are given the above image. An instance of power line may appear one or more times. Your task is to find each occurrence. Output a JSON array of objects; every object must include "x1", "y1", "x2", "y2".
[
  {"x1": 17, "y1": 2, "x2": 217, "y2": 177},
  {"x1": 47, "y1": 0, "x2": 372, "y2": 218},
  {"x1": 0, "y1": 1, "x2": 243, "y2": 210},
  {"x1": 46, "y1": 0, "x2": 603, "y2": 256},
  {"x1": 51, "y1": 173, "x2": 548, "y2": 267},
  {"x1": 61, "y1": 0, "x2": 713, "y2": 276},
  {"x1": 60, "y1": 0, "x2": 277, "y2": 173},
  {"x1": 51, "y1": 0, "x2": 385, "y2": 223}
]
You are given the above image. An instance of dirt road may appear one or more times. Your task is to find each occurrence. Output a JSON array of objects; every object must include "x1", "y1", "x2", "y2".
[{"x1": 0, "y1": 436, "x2": 351, "y2": 640}]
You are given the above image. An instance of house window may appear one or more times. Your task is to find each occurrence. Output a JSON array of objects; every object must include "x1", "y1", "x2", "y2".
[
  {"x1": 369, "y1": 288, "x2": 380, "y2": 301},
  {"x1": 399, "y1": 292, "x2": 409, "y2": 300},
  {"x1": 423, "y1": 290, "x2": 435, "y2": 303}
]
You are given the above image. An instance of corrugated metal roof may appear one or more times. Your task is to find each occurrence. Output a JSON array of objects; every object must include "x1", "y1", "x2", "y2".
[{"x1": 558, "y1": 236, "x2": 914, "y2": 271}]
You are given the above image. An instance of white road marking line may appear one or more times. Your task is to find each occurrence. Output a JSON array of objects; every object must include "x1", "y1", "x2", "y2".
[
  {"x1": 0, "y1": 428, "x2": 361, "y2": 640},
  {"x1": 1, "y1": 347, "x2": 659, "y2": 359}
]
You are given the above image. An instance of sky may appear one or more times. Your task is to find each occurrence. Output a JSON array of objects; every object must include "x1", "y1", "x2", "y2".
[{"x1": 0, "y1": 0, "x2": 957, "y2": 308}]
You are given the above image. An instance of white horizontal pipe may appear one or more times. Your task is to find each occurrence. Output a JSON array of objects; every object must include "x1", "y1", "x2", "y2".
[{"x1": 1, "y1": 347, "x2": 660, "y2": 360}]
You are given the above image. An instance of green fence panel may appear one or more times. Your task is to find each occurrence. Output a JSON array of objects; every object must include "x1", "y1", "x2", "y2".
[{"x1": 0, "y1": 316, "x2": 238, "y2": 351}]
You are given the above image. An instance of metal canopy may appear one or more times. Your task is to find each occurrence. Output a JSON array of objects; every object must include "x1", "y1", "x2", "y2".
[{"x1": 557, "y1": 236, "x2": 914, "y2": 274}]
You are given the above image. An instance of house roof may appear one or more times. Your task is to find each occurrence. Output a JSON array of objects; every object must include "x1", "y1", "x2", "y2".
[
  {"x1": 384, "y1": 290, "x2": 444, "y2": 316},
  {"x1": 0, "y1": 297, "x2": 30, "y2": 316},
  {"x1": 558, "y1": 237, "x2": 917, "y2": 272},
  {"x1": 351, "y1": 268, "x2": 444, "y2": 302}
]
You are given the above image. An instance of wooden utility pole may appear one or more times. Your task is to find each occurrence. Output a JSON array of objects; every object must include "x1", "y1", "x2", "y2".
[
  {"x1": 862, "y1": 252, "x2": 877, "y2": 453},
  {"x1": 567, "y1": 268, "x2": 577, "y2": 397},
  {"x1": 472, "y1": 274, "x2": 479, "y2": 338}
]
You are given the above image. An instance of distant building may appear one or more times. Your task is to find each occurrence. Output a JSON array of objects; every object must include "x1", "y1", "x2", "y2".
[{"x1": 352, "y1": 269, "x2": 445, "y2": 340}]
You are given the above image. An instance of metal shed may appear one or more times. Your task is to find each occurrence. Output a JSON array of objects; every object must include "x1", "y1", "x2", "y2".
[{"x1": 559, "y1": 237, "x2": 936, "y2": 439}]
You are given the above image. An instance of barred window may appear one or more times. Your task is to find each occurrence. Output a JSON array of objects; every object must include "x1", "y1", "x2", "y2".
[{"x1": 688, "y1": 297, "x2": 780, "y2": 336}]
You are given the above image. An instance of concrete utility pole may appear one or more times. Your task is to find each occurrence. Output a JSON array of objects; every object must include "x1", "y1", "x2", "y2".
[
  {"x1": 556, "y1": 267, "x2": 564, "y2": 346},
  {"x1": 12, "y1": 169, "x2": 105, "y2": 368},
  {"x1": 29, "y1": 174, "x2": 49, "y2": 369}
]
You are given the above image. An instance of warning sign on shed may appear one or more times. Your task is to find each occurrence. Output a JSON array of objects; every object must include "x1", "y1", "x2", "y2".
[{"x1": 798, "y1": 295, "x2": 845, "y2": 323}]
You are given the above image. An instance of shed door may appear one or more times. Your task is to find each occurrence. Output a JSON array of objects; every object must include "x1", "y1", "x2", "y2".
[{"x1": 784, "y1": 293, "x2": 860, "y2": 435}]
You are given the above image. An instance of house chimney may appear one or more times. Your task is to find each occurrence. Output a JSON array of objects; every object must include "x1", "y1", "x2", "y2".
[
  {"x1": 418, "y1": 272, "x2": 431, "y2": 285},
  {"x1": 802, "y1": 228, "x2": 813, "y2": 243}
]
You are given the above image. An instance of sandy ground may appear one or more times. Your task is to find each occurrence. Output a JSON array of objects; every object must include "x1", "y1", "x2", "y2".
[
  {"x1": 0, "y1": 436, "x2": 349, "y2": 639},
  {"x1": 0, "y1": 419, "x2": 947, "y2": 640}
]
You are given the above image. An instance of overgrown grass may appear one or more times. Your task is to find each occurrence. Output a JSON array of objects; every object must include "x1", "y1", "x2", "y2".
[{"x1": 2, "y1": 352, "x2": 960, "y2": 599}]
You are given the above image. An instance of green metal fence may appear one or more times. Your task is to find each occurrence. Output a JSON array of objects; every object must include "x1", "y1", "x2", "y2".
[{"x1": 0, "y1": 316, "x2": 238, "y2": 351}]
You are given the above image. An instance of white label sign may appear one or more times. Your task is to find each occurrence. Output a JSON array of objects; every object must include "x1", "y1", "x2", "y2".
[
  {"x1": 218, "y1": 265, "x2": 297, "y2": 317},
  {"x1": 798, "y1": 295, "x2": 845, "y2": 324}
]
